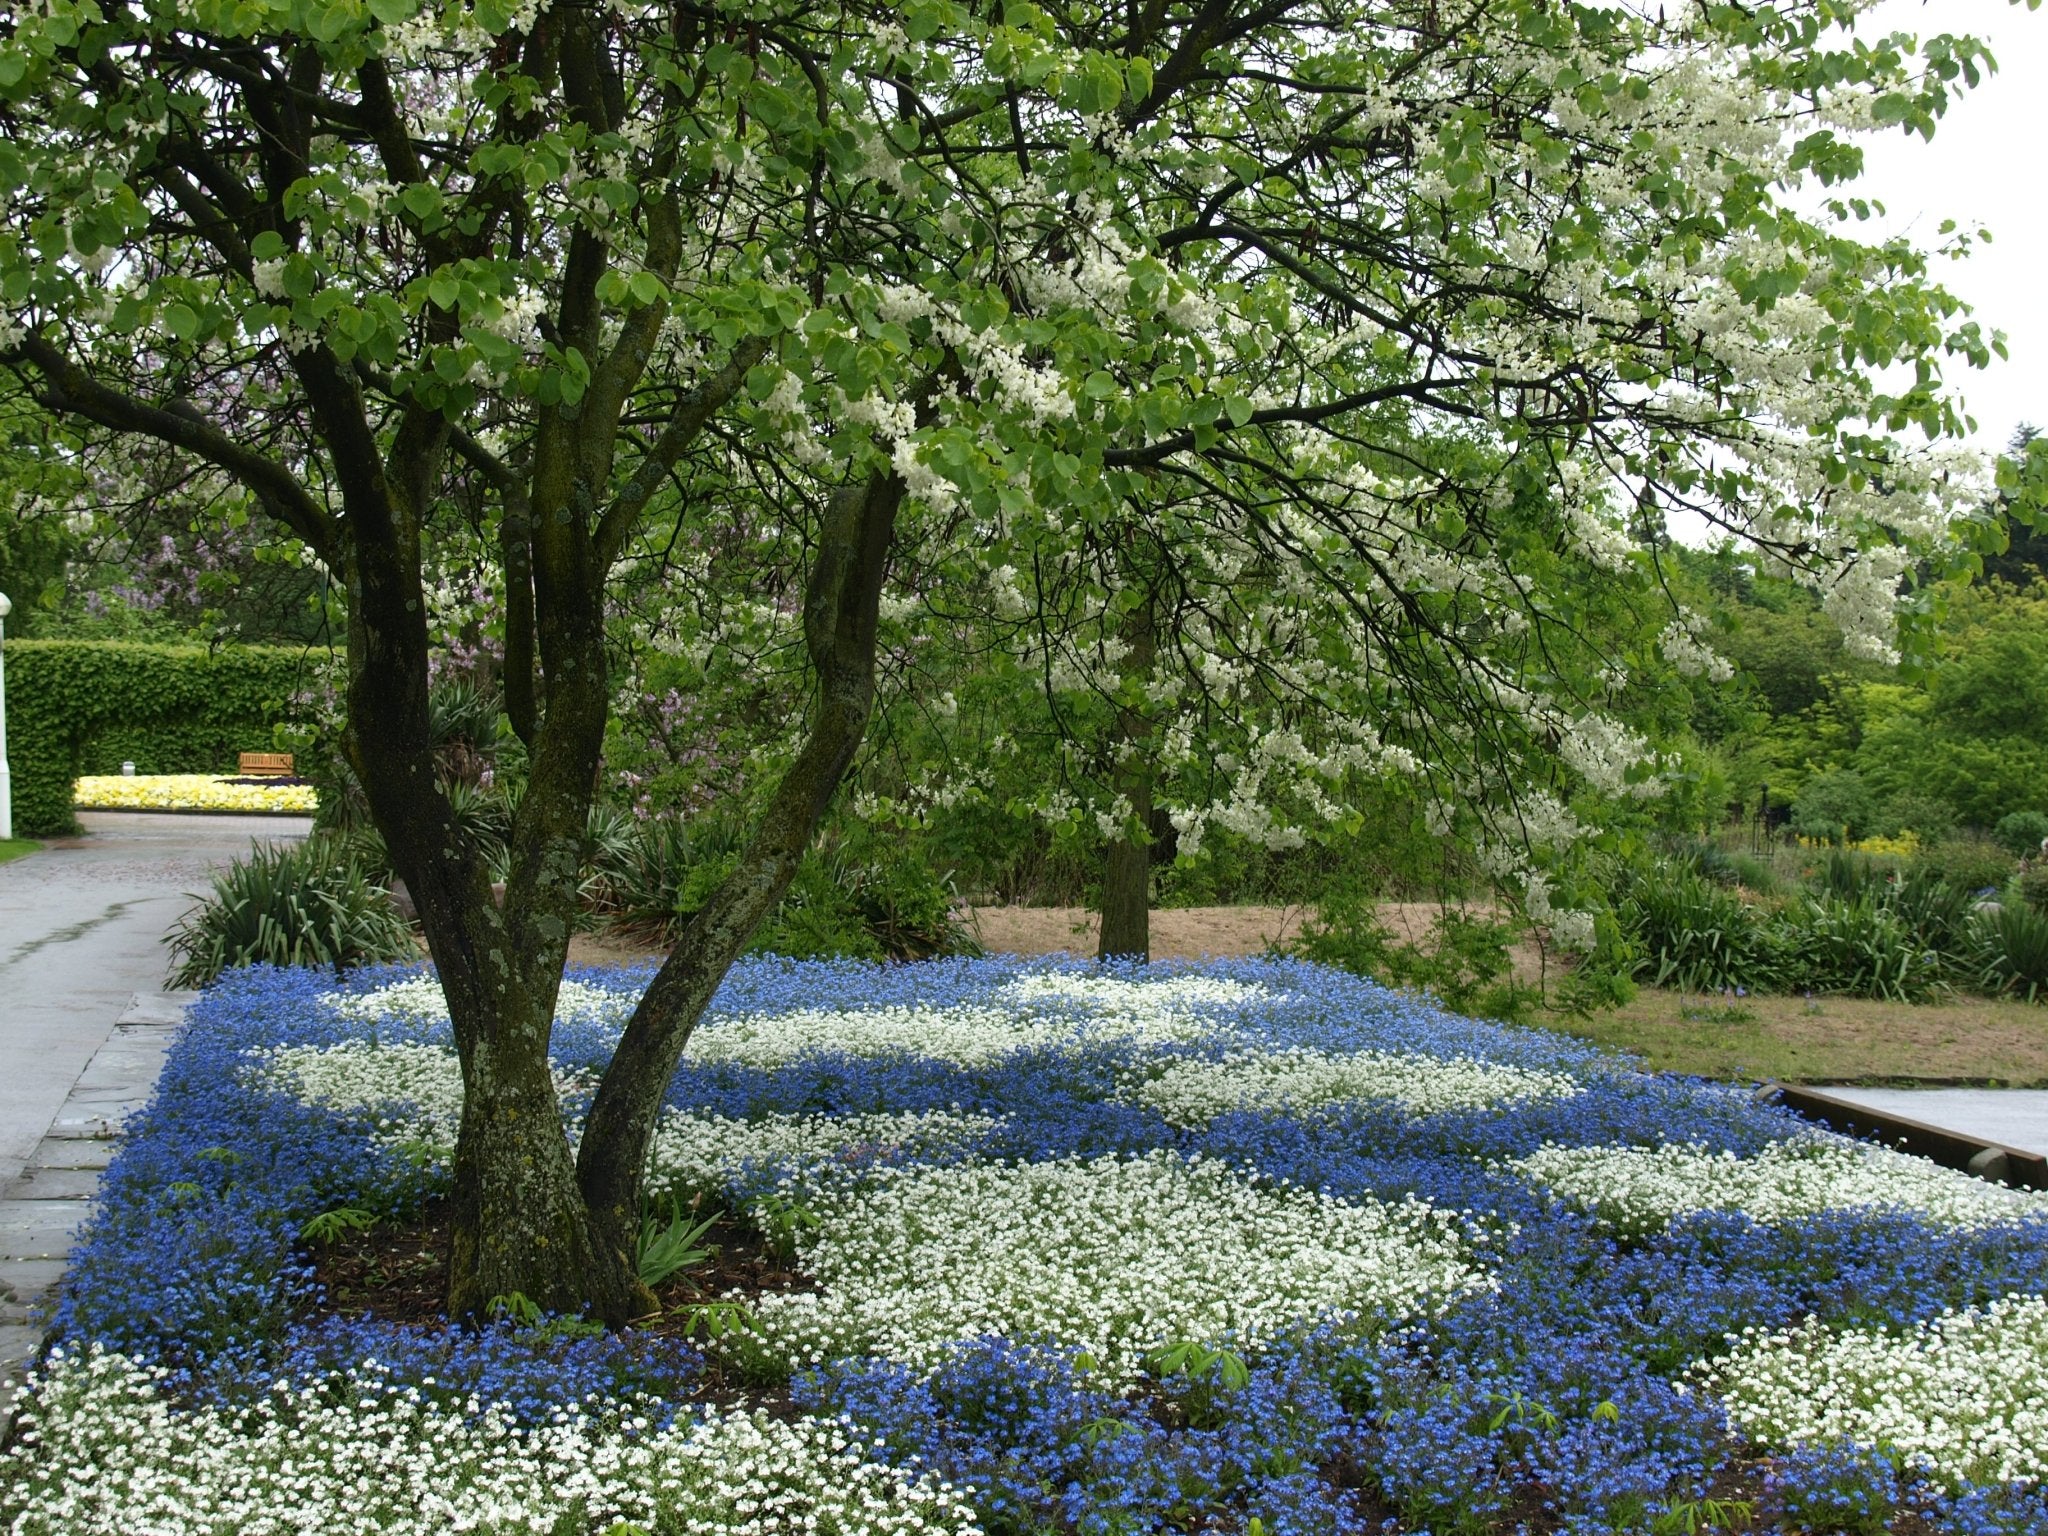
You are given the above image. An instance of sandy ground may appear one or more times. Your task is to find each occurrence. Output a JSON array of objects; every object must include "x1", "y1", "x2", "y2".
[{"x1": 568, "y1": 901, "x2": 1535, "y2": 970}]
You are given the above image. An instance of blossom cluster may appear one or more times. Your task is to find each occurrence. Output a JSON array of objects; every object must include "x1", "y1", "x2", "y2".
[
  {"x1": 72, "y1": 773, "x2": 317, "y2": 815},
  {"x1": 1699, "y1": 1293, "x2": 2048, "y2": 1486}
]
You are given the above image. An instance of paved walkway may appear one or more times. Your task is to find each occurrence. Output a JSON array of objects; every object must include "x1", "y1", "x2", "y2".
[
  {"x1": 1818, "y1": 1087, "x2": 2048, "y2": 1157},
  {"x1": 0, "y1": 811, "x2": 310, "y2": 1415}
]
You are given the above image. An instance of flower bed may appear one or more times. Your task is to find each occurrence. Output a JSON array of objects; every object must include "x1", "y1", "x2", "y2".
[
  {"x1": 7, "y1": 957, "x2": 2048, "y2": 1534},
  {"x1": 73, "y1": 772, "x2": 318, "y2": 815}
]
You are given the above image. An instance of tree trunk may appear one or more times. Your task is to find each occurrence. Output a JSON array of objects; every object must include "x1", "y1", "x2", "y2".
[
  {"x1": 446, "y1": 1025, "x2": 649, "y2": 1322},
  {"x1": 576, "y1": 471, "x2": 903, "y2": 1261},
  {"x1": 1098, "y1": 804, "x2": 1153, "y2": 961},
  {"x1": 1097, "y1": 580, "x2": 1157, "y2": 963}
]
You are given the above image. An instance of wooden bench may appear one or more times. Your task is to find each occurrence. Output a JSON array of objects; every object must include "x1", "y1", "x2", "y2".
[{"x1": 236, "y1": 751, "x2": 296, "y2": 777}]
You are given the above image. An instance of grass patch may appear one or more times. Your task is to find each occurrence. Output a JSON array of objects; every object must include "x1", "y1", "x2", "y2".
[
  {"x1": 0, "y1": 837, "x2": 41, "y2": 865},
  {"x1": 1550, "y1": 987, "x2": 2048, "y2": 1086}
]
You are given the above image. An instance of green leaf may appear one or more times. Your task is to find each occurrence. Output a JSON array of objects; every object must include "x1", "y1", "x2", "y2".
[
  {"x1": 1223, "y1": 394, "x2": 1254, "y2": 428},
  {"x1": 162, "y1": 302, "x2": 200, "y2": 341}
]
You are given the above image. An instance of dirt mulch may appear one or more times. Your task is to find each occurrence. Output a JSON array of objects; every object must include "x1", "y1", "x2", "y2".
[{"x1": 309, "y1": 1203, "x2": 814, "y2": 1334}]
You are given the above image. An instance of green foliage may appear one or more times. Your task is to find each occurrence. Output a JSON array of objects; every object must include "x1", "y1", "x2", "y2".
[
  {"x1": 1779, "y1": 892, "x2": 1941, "y2": 1003},
  {"x1": 1993, "y1": 810, "x2": 2048, "y2": 858},
  {"x1": 1913, "y1": 835, "x2": 2017, "y2": 895},
  {"x1": 7, "y1": 640, "x2": 310, "y2": 835},
  {"x1": 1616, "y1": 863, "x2": 1781, "y2": 994},
  {"x1": 298, "y1": 1207, "x2": 377, "y2": 1246},
  {"x1": 164, "y1": 837, "x2": 416, "y2": 988},
  {"x1": 2019, "y1": 865, "x2": 2048, "y2": 916},
  {"x1": 640, "y1": 827, "x2": 980, "y2": 962},
  {"x1": 1973, "y1": 903, "x2": 2048, "y2": 1004},
  {"x1": 1791, "y1": 768, "x2": 1881, "y2": 846},
  {"x1": 635, "y1": 1202, "x2": 719, "y2": 1292},
  {"x1": 1290, "y1": 883, "x2": 1535, "y2": 1020}
]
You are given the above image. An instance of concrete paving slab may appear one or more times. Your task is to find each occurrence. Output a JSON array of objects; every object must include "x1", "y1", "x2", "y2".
[
  {"x1": 1, "y1": 1167, "x2": 101, "y2": 1202},
  {"x1": 0, "y1": 1258, "x2": 69, "y2": 1305},
  {"x1": 1817, "y1": 1087, "x2": 2048, "y2": 1157},
  {"x1": 0, "y1": 1200, "x2": 93, "y2": 1258},
  {"x1": 26, "y1": 1139, "x2": 116, "y2": 1171},
  {"x1": 118, "y1": 992, "x2": 197, "y2": 1027}
]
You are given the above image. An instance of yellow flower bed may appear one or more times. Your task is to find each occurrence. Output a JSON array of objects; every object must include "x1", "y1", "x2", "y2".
[{"x1": 74, "y1": 774, "x2": 318, "y2": 815}]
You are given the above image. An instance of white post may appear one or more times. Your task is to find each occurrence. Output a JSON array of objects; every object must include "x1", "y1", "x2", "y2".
[{"x1": 0, "y1": 590, "x2": 11, "y2": 841}]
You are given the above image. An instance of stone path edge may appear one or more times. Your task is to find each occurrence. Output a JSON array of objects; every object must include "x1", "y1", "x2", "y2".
[{"x1": 0, "y1": 990, "x2": 191, "y2": 1443}]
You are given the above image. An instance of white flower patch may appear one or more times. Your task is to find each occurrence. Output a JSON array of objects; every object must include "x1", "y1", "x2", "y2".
[
  {"x1": 689, "y1": 992, "x2": 1232, "y2": 1067},
  {"x1": 646, "y1": 1109, "x2": 1001, "y2": 1200},
  {"x1": 997, "y1": 971, "x2": 1278, "y2": 1019},
  {"x1": 1695, "y1": 1294, "x2": 2048, "y2": 1486},
  {"x1": 322, "y1": 975, "x2": 635, "y2": 1028},
  {"x1": 249, "y1": 1041, "x2": 586, "y2": 1159},
  {"x1": 1125, "y1": 1047, "x2": 1579, "y2": 1126},
  {"x1": 0, "y1": 1346, "x2": 984, "y2": 1536},
  {"x1": 745, "y1": 1150, "x2": 1484, "y2": 1377},
  {"x1": 1515, "y1": 1136, "x2": 2048, "y2": 1235}
]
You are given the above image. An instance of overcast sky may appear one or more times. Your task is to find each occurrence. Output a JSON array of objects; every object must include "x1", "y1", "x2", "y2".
[{"x1": 1818, "y1": 0, "x2": 2048, "y2": 451}]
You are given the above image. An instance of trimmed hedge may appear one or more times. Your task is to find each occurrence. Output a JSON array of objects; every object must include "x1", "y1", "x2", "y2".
[{"x1": 6, "y1": 641, "x2": 312, "y2": 834}]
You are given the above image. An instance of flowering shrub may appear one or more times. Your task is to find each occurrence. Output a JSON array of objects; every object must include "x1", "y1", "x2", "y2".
[
  {"x1": 7, "y1": 956, "x2": 2048, "y2": 1533},
  {"x1": 75, "y1": 772, "x2": 318, "y2": 814}
]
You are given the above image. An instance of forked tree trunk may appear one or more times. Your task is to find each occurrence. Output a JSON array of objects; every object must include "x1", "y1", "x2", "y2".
[{"x1": 576, "y1": 471, "x2": 903, "y2": 1263}]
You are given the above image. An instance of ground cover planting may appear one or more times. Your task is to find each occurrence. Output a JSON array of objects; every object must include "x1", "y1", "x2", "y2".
[
  {"x1": 7, "y1": 957, "x2": 2048, "y2": 1534},
  {"x1": 73, "y1": 773, "x2": 318, "y2": 816}
]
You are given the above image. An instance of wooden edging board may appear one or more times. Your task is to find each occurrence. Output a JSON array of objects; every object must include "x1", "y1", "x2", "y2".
[{"x1": 1758, "y1": 1082, "x2": 2048, "y2": 1192}]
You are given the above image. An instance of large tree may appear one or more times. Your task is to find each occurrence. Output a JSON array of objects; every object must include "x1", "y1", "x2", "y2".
[{"x1": 0, "y1": 0, "x2": 2010, "y2": 1318}]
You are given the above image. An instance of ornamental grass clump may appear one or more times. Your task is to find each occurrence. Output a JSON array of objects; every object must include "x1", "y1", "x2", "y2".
[{"x1": 165, "y1": 838, "x2": 417, "y2": 988}]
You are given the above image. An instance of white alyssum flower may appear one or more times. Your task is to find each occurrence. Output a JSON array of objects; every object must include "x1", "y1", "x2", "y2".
[
  {"x1": 647, "y1": 1108, "x2": 1001, "y2": 1200},
  {"x1": 249, "y1": 1041, "x2": 585, "y2": 1159},
  {"x1": 322, "y1": 975, "x2": 635, "y2": 1028},
  {"x1": 745, "y1": 1150, "x2": 1485, "y2": 1377},
  {"x1": 1694, "y1": 1294, "x2": 2048, "y2": 1487},
  {"x1": 1, "y1": 1346, "x2": 984, "y2": 1536},
  {"x1": 1124, "y1": 1046, "x2": 1579, "y2": 1126},
  {"x1": 690, "y1": 978, "x2": 1269, "y2": 1069},
  {"x1": 996, "y1": 972, "x2": 1279, "y2": 1017},
  {"x1": 1515, "y1": 1136, "x2": 2048, "y2": 1235}
]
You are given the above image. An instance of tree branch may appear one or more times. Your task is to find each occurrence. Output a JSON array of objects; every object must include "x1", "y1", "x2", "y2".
[{"x1": 9, "y1": 333, "x2": 337, "y2": 561}]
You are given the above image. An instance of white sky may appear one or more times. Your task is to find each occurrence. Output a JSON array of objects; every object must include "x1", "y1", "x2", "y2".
[{"x1": 1845, "y1": 0, "x2": 2048, "y2": 453}]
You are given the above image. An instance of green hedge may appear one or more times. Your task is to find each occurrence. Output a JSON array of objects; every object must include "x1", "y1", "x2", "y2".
[{"x1": 5, "y1": 642, "x2": 312, "y2": 834}]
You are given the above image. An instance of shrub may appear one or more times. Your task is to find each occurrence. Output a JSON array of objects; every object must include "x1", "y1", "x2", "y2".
[
  {"x1": 1994, "y1": 811, "x2": 2048, "y2": 860},
  {"x1": 2020, "y1": 865, "x2": 2048, "y2": 917},
  {"x1": 164, "y1": 837, "x2": 418, "y2": 988},
  {"x1": 1972, "y1": 904, "x2": 2048, "y2": 1005},
  {"x1": 1779, "y1": 894, "x2": 1942, "y2": 1003},
  {"x1": 1912, "y1": 836, "x2": 2017, "y2": 897},
  {"x1": 1616, "y1": 863, "x2": 1781, "y2": 993},
  {"x1": 7, "y1": 641, "x2": 308, "y2": 835},
  {"x1": 1879, "y1": 793, "x2": 1957, "y2": 844},
  {"x1": 1792, "y1": 769, "x2": 1881, "y2": 846}
]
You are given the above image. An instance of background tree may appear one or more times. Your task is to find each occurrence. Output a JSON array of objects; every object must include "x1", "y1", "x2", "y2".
[{"x1": 0, "y1": 0, "x2": 2015, "y2": 1321}]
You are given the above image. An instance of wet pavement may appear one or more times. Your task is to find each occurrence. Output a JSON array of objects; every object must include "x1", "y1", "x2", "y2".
[
  {"x1": 0, "y1": 811, "x2": 310, "y2": 1418},
  {"x1": 1817, "y1": 1087, "x2": 2048, "y2": 1158}
]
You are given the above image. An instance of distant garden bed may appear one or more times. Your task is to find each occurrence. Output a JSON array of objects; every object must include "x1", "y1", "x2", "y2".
[
  {"x1": 73, "y1": 773, "x2": 318, "y2": 816},
  {"x1": 6, "y1": 959, "x2": 2048, "y2": 1533}
]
